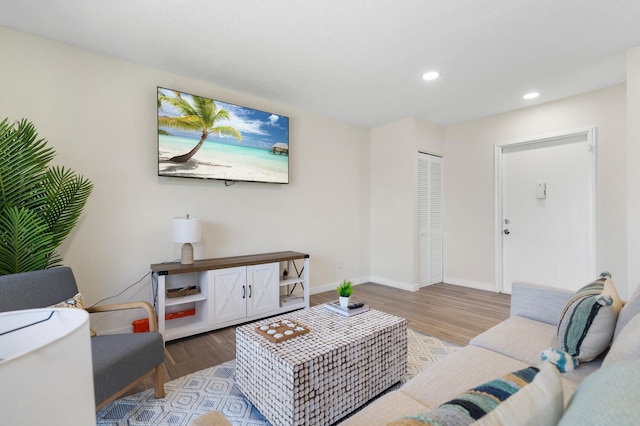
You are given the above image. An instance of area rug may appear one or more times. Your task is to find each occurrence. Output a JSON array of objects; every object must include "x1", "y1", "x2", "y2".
[{"x1": 96, "y1": 329, "x2": 458, "y2": 426}]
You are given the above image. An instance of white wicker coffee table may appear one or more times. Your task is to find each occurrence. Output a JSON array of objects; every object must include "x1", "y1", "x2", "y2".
[{"x1": 235, "y1": 305, "x2": 407, "y2": 425}]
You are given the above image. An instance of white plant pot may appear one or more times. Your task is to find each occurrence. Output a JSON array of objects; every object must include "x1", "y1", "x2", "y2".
[{"x1": 339, "y1": 296, "x2": 350, "y2": 308}]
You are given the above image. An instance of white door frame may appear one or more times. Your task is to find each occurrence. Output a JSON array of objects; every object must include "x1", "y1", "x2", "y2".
[{"x1": 494, "y1": 127, "x2": 597, "y2": 292}]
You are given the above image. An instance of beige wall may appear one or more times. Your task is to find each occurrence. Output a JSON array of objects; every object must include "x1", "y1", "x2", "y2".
[
  {"x1": 627, "y1": 47, "x2": 640, "y2": 295},
  {"x1": 444, "y1": 85, "x2": 629, "y2": 296},
  {"x1": 2, "y1": 26, "x2": 637, "y2": 325},
  {"x1": 370, "y1": 117, "x2": 444, "y2": 289},
  {"x1": 0, "y1": 27, "x2": 371, "y2": 331}
]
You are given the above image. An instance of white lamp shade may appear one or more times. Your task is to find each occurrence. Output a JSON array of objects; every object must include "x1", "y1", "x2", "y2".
[
  {"x1": 172, "y1": 216, "x2": 202, "y2": 243},
  {"x1": 0, "y1": 308, "x2": 95, "y2": 425}
]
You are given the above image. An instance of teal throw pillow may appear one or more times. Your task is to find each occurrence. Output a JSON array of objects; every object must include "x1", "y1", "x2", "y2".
[{"x1": 557, "y1": 272, "x2": 622, "y2": 363}]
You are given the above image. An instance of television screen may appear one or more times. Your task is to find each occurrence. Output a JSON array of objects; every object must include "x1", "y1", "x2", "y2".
[{"x1": 157, "y1": 87, "x2": 289, "y2": 184}]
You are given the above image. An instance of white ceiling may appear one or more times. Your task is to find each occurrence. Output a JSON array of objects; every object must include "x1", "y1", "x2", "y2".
[{"x1": 2, "y1": 0, "x2": 640, "y2": 127}]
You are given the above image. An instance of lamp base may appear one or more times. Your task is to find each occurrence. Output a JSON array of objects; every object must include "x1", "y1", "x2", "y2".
[{"x1": 180, "y1": 243, "x2": 194, "y2": 264}]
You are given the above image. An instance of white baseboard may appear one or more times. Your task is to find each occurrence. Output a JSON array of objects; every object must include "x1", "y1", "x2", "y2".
[
  {"x1": 443, "y1": 276, "x2": 497, "y2": 292},
  {"x1": 309, "y1": 277, "x2": 370, "y2": 295},
  {"x1": 368, "y1": 276, "x2": 419, "y2": 292},
  {"x1": 311, "y1": 277, "x2": 420, "y2": 294}
]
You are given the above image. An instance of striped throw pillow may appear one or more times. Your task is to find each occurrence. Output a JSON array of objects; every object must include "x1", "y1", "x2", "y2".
[
  {"x1": 557, "y1": 272, "x2": 622, "y2": 363},
  {"x1": 389, "y1": 367, "x2": 541, "y2": 425}
]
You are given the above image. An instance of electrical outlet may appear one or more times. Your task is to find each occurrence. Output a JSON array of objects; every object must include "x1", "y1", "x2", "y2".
[{"x1": 338, "y1": 258, "x2": 344, "y2": 270}]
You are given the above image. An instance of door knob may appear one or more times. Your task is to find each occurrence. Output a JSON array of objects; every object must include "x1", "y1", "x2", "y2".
[{"x1": 504, "y1": 229, "x2": 510, "y2": 235}]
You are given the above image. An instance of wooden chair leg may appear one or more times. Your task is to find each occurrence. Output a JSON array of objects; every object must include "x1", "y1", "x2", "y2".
[{"x1": 153, "y1": 365, "x2": 165, "y2": 398}]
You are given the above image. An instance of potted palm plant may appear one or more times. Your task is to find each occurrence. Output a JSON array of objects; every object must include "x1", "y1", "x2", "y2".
[
  {"x1": 0, "y1": 118, "x2": 93, "y2": 275},
  {"x1": 337, "y1": 279, "x2": 354, "y2": 308}
]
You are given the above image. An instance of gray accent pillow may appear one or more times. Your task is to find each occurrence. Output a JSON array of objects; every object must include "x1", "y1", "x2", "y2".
[
  {"x1": 559, "y1": 360, "x2": 640, "y2": 425},
  {"x1": 604, "y1": 312, "x2": 640, "y2": 367},
  {"x1": 613, "y1": 284, "x2": 640, "y2": 341}
]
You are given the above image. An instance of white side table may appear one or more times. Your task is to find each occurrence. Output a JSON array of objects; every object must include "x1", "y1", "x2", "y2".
[{"x1": 0, "y1": 308, "x2": 95, "y2": 425}]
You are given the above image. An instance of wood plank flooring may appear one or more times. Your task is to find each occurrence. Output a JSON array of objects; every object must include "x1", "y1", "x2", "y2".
[{"x1": 127, "y1": 282, "x2": 511, "y2": 395}]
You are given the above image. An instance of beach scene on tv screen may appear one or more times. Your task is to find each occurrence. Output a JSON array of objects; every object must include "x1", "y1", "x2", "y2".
[{"x1": 157, "y1": 88, "x2": 289, "y2": 183}]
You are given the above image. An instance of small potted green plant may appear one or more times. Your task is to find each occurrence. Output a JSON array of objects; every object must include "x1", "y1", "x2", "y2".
[{"x1": 337, "y1": 279, "x2": 353, "y2": 308}]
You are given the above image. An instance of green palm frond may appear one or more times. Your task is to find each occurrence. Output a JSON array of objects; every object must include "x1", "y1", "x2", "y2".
[
  {"x1": 0, "y1": 207, "x2": 54, "y2": 274},
  {"x1": 211, "y1": 125, "x2": 242, "y2": 141},
  {"x1": 159, "y1": 93, "x2": 200, "y2": 120},
  {"x1": 0, "y1": 118, "x2": 93, "y2": 275},
  {"x1": 157, "y1": 91, "x2": 243, "y2": 163},
  {"x1": 158, "y1": 93, "x2": 242, "y2": 141},
  {"x1": 43, "y1": 166, "x2": 93, "y2": 250},
  {"x1": 0, "y1": 118, "x2": 53, "y2": 212},
  {"x1": 212, "y1": 108, "x2": 230, "y2": 122},
  {"x1": 191, "y1": 95, "x2": 216, "y2": 126},
  {"x1": 158, "y1": 114, "x2": 203, "y2": 132}
]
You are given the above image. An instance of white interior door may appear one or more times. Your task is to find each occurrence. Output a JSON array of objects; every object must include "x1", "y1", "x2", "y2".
[
  {"x1": 418, "y1": 152, "x2": 443, "y2": 286},
  {"x1": 497, "y1": 128, "x2": 596, "y2": 293}
]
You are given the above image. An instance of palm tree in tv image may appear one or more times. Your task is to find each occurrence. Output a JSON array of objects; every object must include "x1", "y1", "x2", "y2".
[{"x1": 158, "y1": 89, "x2": 242, "y2": 163}]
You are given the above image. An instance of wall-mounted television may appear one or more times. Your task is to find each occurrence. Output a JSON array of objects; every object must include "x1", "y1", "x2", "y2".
[{"x1": 157, "y1": 87, "x2": 289, "y2": 184}]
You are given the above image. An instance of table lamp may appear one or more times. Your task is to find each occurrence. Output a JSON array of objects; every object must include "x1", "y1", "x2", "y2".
[{"x1": 172, "y1": 214, "x2": 201, "y2": 264}]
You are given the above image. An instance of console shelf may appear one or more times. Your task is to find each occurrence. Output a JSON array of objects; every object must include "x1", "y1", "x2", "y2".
[
  {"x1": 164, "y1": 293, "x2": 207, "y2": 307},
  {"x1": 151, "y1": 251, "x2": 309, "y2": 342},
  {"x1": 280, "y1": 276, "x2": 305, "y2": 287}
]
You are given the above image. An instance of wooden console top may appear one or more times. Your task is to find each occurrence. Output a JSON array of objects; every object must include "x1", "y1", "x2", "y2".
[{"x1": 150, "y1": 250, "x2": 309, "y2": 275}]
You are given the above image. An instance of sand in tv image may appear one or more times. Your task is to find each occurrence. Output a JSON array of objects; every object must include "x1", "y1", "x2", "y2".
[{"x1": 157, "y1": 87, "x2": 289, "y2": 184}]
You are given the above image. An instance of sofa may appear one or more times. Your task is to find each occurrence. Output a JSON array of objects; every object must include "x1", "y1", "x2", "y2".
[{"x1": 341, "y1": 279, "x2": 640, "y2": 425}]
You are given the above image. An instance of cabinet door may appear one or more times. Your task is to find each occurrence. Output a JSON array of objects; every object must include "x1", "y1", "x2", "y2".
[
  {"x1": 211, "y1": 267, "x2": 246, "y2": 323},
  {"x1": 247, "y1": 263, "x2": 279, "y2": 317}
]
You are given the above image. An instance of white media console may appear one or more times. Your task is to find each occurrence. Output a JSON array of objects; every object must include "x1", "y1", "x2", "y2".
[{"x1": 150, "y1": 251, "x2": 309, "y2": 341}]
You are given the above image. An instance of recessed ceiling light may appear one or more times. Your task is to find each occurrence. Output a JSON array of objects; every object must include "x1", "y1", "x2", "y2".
[
  {"x1": 422, "y1": 71, "x2": 440, "y2": 81},
  {"x1": 523, "y1": 92, "x2": 540, "y2": 100}
]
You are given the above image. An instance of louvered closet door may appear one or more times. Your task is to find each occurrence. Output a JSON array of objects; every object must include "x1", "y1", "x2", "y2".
[{"x1": 418, "y1": 153, "x2": 443, "y2": 286}]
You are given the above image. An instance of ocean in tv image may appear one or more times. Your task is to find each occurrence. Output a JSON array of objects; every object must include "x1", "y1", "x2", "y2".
[{"x1": 157, "y1": 87, "x2": 289, "y2": 184}]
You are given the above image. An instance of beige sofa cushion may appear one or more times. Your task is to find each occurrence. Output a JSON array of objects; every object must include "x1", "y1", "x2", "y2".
[
  {"x1": 343, "y1": 347, "x2": 579, "y2": 426},
  {"x1": 338, "y1": 390, "x2": 430, "y2": 426},
  {"x1": 400, "y1": 346, "x2": 530, "y2": 408},
  {"x1": 470, "y1": 315, "x2": 601, "y2": 384},
  {"x1": 339, "y1": 346, "x2": 531, "y2": 426},
  {"x1": 470, "y1": 316, "x2": 557, "y2": 366}
]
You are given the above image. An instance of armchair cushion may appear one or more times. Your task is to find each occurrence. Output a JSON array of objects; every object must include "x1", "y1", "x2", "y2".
[
  {"x1": 91, "y1": 332, "x2": 164, "y2": 405},
  {"x1": 0, "y1": 267, "x2": 79, "y2": 312}
]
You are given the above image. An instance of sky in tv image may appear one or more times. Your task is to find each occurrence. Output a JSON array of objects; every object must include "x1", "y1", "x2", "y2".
[{"x1": 157, "y1": 88, "x2": 289, "y2": 184}]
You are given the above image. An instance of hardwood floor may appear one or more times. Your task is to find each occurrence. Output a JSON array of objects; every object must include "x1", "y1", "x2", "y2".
[{"x1": 127, "y1": 282, "x2": 511, "y2": 395}]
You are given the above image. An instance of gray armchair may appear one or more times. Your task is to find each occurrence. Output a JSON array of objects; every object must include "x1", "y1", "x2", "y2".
[{"x1": 0, "y1": 267, "x2": 165, "y2": 409}]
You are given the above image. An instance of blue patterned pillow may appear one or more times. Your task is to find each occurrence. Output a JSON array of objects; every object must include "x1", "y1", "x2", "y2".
[
  {"x1": 557, "y1": 272, "x2": 622, "y2": 362},
  {"x1": 388, "y1": 367, "x2": 540, "y2": 425},
  {"x1": 541, "y1": 347, "x2": 578, "y2": 373}
]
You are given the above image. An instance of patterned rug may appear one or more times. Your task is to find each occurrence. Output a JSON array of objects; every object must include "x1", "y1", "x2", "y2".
[{"x1": 96, "y1": 329, "x2": 459, "y2": 425}]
